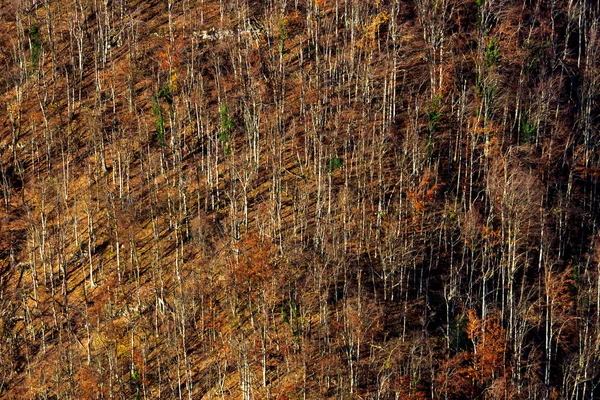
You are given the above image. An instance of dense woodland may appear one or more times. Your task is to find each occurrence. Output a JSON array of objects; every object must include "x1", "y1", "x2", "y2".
[{"x1": 0, "y1": 0, "x2": 599, "y2": 398}]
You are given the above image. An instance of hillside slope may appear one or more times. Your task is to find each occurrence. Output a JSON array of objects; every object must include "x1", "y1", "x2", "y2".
[{"x1": 1, "y1": 0, "x2": 599, "y2": 398}]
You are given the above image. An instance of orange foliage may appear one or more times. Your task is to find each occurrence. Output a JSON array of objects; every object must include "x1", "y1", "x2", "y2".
[
  {"x1": 467, "y1": 310, "x2": 508, "y2": 385},
  {"x1": 76, "y1": 365, "x2": 105, "y2": 399},
  {"x1": 435, "y1": 352, "x2": 477, "y2": 399},
  {"x1": 407, "y1": 171, "x2": 441, "y2": 214},
  {"x1": 436, "y1": 311, "x2": 509, "y2": 398},
  {"x1": 232, "y1": 233, "x2": 277, "y2": 285}
]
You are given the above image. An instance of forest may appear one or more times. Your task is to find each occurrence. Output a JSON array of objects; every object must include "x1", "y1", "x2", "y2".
[{"x1": 0, "y1": 0, "x2": 599, "y2": 398}]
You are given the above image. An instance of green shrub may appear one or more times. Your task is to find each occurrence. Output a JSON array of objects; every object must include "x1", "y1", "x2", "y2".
[
  {"x1": 219, "y1": 104, "x2": 234, "y2": 142},
  {"x1": 277, "y1": 18, "x2": 288, "y2": 55},
  {"x1": 157, "y1": 85, "x2": 173, "y2": 105},
  {"x1": 329, "y1": 157, "x2": 343, "y2": 172},
  {"x1": 427, "y1": 94, "x2": 442, "y2": 133},
  {"x1": 485, "y1": 39, "x2": 500, "y2": 66},
  {"x1": 29, "y1": 24, "x2": 42, "y2": 69},
  {"x1": 520, "y1": 115, "x2": 537, "y2": 143}
]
